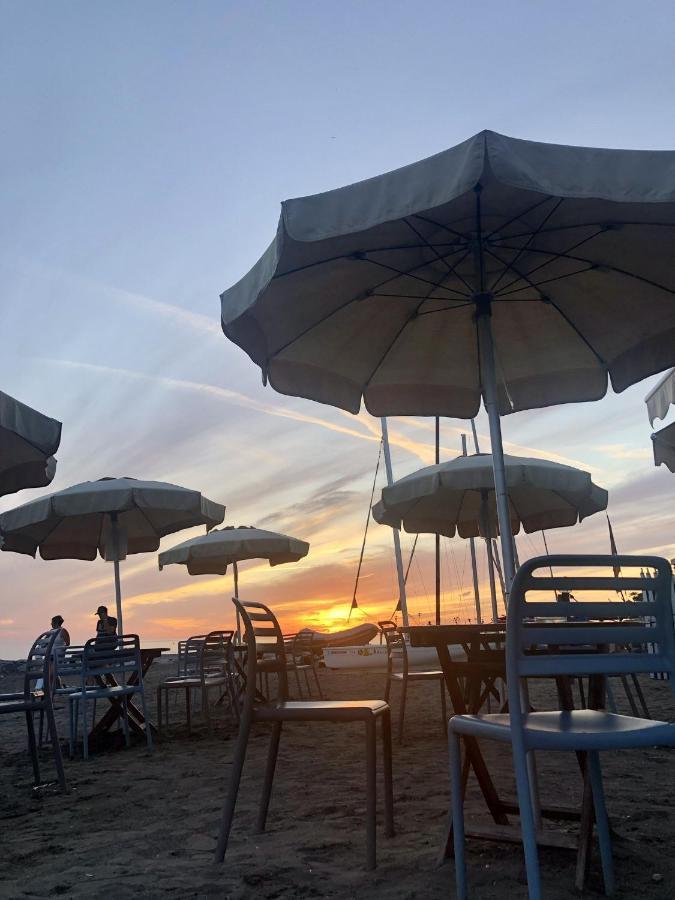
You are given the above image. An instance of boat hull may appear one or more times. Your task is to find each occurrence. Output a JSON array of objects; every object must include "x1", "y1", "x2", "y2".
[{"x1": 322, "y1": 643, "x2": 465, "y2": 669}]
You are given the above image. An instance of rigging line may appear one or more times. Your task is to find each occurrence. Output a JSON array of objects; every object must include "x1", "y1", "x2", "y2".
[
  {"x1": 490, "y1": 198, "x2": 564, "y2": 294},
  {"x1": 495, "y1": 219, "x2": 675, "y2": 241},
  {"x1": 495, "y1": 264, "x2": 595, "y2": 297},
  {"x1": 483, "y1": 246, "x2": 608, "y2": 367},
  {"x1": 403, "y1": 533, "x2": 419, "y2": 585},
  {"x1": 494, "y1": 226, "x2": 609, "y2": 293},
  {"x1": 349, "y1": 438, "x2": 384, "y2": 618},
  {"x1": 496, "y1": 244, "x2": 675, "y2": 298}
]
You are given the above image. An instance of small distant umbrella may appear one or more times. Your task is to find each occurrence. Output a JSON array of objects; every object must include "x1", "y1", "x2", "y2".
[
  {"x1": 372, "y1": 453, "x2": 607, "y2": 620},
  {"x1": 158, "y1": 525, "x2": 310, "y2": 635},
  {"x1": 645, "y1": 370, "x2": 675, "y2": 473},
  {"x1": 0, "y1": 477, "x2": 225, "y2": 634},
  {"x1": 0, "y1": 391, "x2": 61, "y2": 497},
  {"x1": 651, "y1": 422, "x2": 675, "y2": 473}
]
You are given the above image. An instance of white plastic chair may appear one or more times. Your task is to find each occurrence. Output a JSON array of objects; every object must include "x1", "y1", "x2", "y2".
[{"x1": 448, "y1": 554, "x2": 675, "y2": 899}]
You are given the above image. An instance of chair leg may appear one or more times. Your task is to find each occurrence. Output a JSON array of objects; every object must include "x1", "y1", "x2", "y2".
[
  {"x1": 365, "y1": 716, "x2": 377, "y2": 870},
  {"x1": 214, "y1": 712, "x2": 253, "y2": 862},
  {"x1": 139, "y1": 686, "x2": 153, "y2": 752},
  {"x1": 81, "y1": 696, "x2": 89, "y2": 761},
  {"x1": 630, "y1": 674, "x2": 650, "y2": 719},
  {"x1": 439, "y1": 677, "x2": 448, "y2": 736},
  {"x1": 588, "y1": 751, "x2": 614, "y2": 896},
  {"x1": 313, "y1": 663, "x2": 323, "y2": 700},
  {"x1": 156, "y1": 687, "x2": 162, "y2": 737},
  {"x1": 186, "y1": 687, "x2": 192, "y2": 735},
  {"x1": 256, "y1": 721, "x2": 282, "y2": 832},
  {"x1": 449, "y1": 729, "x2": 467, "y2": 900},
  {"x1": 69, "y1": 699, "x2": 76, "y2": 759},
  {"x1": 38, "y1": 709, "x2": 45, "y2": 748},
  {"x1": 204, "y1": 685, "x2": 212, "y2": 736},
  {"x1": 25, "y1": 710, "x2": 40, "y2": 785},
  {"x1": 382, "y1": 709, "x2": 395, "y2": 837},
  {"x1": 293, "y1": 666, "x2": 303, "y2": 699},
  {"x1": 398, "y1": 676, "x2": 407, "y2": 744},
  {"x1": 45, "y1": 703, "x2": 68, "y2": 792},
  {"x1": 304, "y1": 668, "x2": 311, "y2": 697},
  {"x1": 512, "y1": 747, "x2": 543, "y2": 900}
]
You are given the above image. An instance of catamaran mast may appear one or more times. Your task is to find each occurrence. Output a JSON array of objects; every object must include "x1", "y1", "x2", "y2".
[{"x1": 381, "y1": 418, "x2": 409, "y2": 627}]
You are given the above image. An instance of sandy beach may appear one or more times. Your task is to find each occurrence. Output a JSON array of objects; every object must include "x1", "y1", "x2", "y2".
[{"x1": 1, "y1": 657, "x2": 673, "y2": 899}]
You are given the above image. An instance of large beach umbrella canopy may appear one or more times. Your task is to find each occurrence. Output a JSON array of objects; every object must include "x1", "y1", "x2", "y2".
[
  {"x1": 372, "y1": 453, "x2": 608, "y2": 539},
  {"x1": 645, "y1": 369, "x2": 675, "y2": 471},
  {"x1": 0, "y1": 390, "x2": 61, "y2": 497},
  {"x1": 0, "y1": 477, "x2": 226, "y2": 633},
  {"x1": 372, "y1": 452, "x2": 607, "y2": 620},
  {"x1": 158, "y1": 525, "x2": 310, "y2": 636},
  {"x1": 220, "y1": 130, "x2": 675, "y2": 587}
]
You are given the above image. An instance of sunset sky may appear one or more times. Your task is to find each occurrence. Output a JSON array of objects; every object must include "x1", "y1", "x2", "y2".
[{"x1": 2, "y1": 1, "x2": 675, "y2": 656}]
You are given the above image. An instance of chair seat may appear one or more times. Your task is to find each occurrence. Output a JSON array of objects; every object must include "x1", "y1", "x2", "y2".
[
  {"x1": 160, "y1": 675, "x2": 227, "y2": 689},
  {"x1": 391, "y1": 670, "x2": 444, "y2": 681},
  {"x1": 69, "y1": 685, "x2": 140, "y2": 701},
  {"x1": 254, "y1": 699, "x2": 388, "y2": 723},
  {"x1": 449, "y1": 709, "x2": 675, "y2": 751}
]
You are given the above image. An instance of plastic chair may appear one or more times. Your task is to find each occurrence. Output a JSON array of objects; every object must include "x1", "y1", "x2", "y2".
[
  {"x1": 214, "y1": 598, "x2": 395, "y2": 870},
  {"x1": 0, "y1": 628, "x2": 68, "y2": 791},
  {"x1": 156, "y1": 630, "x2": 238, "y2": 735},
  {"x1": 287, "y1": 630, "x2": 323, "y2": 699},
  {"x1": 448, "y1": 554, "x2": 675, "y2": 899},
  {"x1": 378, "y1": 620, "x2": 447, "y2": 741},
  {"x1": 68, "y1": 635, "x2": 153, "y2": 760}
]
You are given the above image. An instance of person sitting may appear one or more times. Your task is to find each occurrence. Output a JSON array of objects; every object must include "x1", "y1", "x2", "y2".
[
  {"x1": 51, "y1": 615, "x2": 70, "y2": 648},
  {"x1": 95, "y1": 605, "x2": 118, "y2": 649}
]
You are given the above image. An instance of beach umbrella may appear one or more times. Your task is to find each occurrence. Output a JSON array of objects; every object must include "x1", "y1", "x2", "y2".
[
  {"x1": 651, "y1": 423, "x2": 675, "y2": 473},
  {"x1": 158, "y1": 525, "x2": 310, "y2": 634},
  {"x1": 645, "y1": 369, "x2": 675, "y2": 472},
  {"x1": 0, "y1": 477, "x2": 226, "y2": 634},
  {"x1": 220, "y1": 130, "x2": 675, "y2": 589},
  {"x1": 0, "y1": 390, "x2": 61, "y2": 497},
  {"x1": 372, "y1": 453, "x2": 608, "y2": 619}
]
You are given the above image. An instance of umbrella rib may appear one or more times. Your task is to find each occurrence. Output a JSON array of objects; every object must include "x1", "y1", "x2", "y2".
[
  {"x1": 494, "y1": 227, "x2": 607, "y2": 294},
  {"x1": 403, "y1": 217, "x2": 459, "y2": 273},
  {"x1": 416, "y1": 302, "x2": 474, "y2": 316},
  {"x1": 495, "y1": 244, "x2": 675, "y2": 298},
  {"x1": 272, "y1": 242, "x2": 467, "y2": 282},
  {"x1": 361, "y1": 301, "x2": 427, "y2": 391},
  {"x1": 358, "y1": 256, "x2": 471, "y2": 297},
  {"x1": 490, "y1": 198, "x2": 564, "y2": 293},
  {"x1": 484, "y1": 247, "x2": 608, "y2": 366},
  {"x1": 485, "y1": 194, "x2": 557, "y2": 240},
  {"x1": 497, "y1": 220, "x2": 675, "y2": 242},
  {"x1": 495, "y1": 264, "x2": 596, "y2": 297}
]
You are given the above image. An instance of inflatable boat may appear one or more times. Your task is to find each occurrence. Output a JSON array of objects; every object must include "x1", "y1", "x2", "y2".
[{"x1": 293, "y1": 623, "x2": 379, "y2": 649}]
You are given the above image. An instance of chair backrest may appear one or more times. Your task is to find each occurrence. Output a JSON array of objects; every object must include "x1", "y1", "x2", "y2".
[
  {"x1": 183, "y1": 635, "x2": 208, "y2": 675},
  {"x1": 55, "y1": 645, "x2": 86, "y2": 684},
  {"x1": 177, "y1": 639, "x2": 188, "y2": 675},
  {"x1": 23, "y1": 628, "x2": 63, "y2": 701},
  {"x1": 233, "y1": 597, "x2": 288, "y2": 704},
  {"x1": 507, "y1": 555, "x2": 675, "y2": 720},
  {"x1": 197, "y1": 630, "x2": 234, "y2": 680},
  {"x1": 81, "y1": 634, "x2": 143, "y2": 683},
  {"x1": 291, "y1": 630, "x2": 316, "y2": 662},
  {"x1": 378, "y1": 620, "x2": 408, "y2": 674}
]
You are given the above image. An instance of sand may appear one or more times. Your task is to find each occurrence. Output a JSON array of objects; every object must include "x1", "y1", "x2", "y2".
[{"x1": 1, "y1": 657, "x2": 673, "y2": 899}]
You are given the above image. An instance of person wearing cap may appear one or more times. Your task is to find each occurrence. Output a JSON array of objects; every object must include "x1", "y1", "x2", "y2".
[{"x1": 95, "y1": 605, "x2": 118, "y2": 639}]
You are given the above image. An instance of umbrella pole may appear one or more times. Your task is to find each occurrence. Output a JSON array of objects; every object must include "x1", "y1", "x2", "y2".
[
  {"x1": 381, "y1": 418, "x2": 409, "y2": 627},
  {"x1": 110, "y1": 512, "x2": 124, "y2": 636},
  {"x1": 233, "y1": 561, "x2": 241, "y2": 642},
  {"x1": 435, "y1": 416, "x2": 441, "y2": 625},
  {"x1": 475, "y1": 299, "x2": 516, "y2": 592},
  {"x1": 480, "y1": 490, "x2": 499, "y2": 622},
  {"x1": 462, "y1": 434, "x2": 482, "y2": 624}
]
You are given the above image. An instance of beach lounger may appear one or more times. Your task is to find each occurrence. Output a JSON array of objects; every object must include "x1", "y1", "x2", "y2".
[
  {"x1": 448, "y1": 554, "x2": 675, "y2": 899},
  {"x1": 215, "y1": 598, "x2": 394, "y2": 870},
  {"x1": 0, "y1": 628, "x2": 68, "y2": 791}
]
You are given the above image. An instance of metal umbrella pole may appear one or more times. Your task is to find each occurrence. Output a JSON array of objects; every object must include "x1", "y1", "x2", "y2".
[
  {"x1": 479, "y1": 490, "x2": 499, "y2": 622},
  {"x1": 110, "y1": 511, "x2": 124, "y2": 636},
  {"x1": 381, "y1": 418, "x2": 409, "y2": 627},
  {"x1": 461, "y1": 433, "x2": 482, "y2": 624},
  {"x1": 232, "y1": 560, "x2": 241, "y2": 642}
]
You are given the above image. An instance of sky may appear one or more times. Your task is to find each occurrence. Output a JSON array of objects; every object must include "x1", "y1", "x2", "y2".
[{"x1": 1, "y1": 0, "x2": 675, "y2": 656}]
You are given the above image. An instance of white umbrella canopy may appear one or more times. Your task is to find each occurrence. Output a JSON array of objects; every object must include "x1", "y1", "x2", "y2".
[
  {"x1": 652, "y1": 422, "x2": 675, "y2": 473},
  {"x1": 0, "y1": 477, "x2": 226, "y2": 633},
  {"x1": 372, "y1": 453, "x2": 608, "y2": 539},
  {"x1": 0, "y1": 390, "x2": 61, "y2": 497},
  {"x1": 221, "y1": 129, "x2": 675, "y2": 586},
  {"x1": 158, "y1": 525, "x2": 310, "y2": 577},
  {"x1": 645, "y1": 369, "x2": 675, "y2": 425}
]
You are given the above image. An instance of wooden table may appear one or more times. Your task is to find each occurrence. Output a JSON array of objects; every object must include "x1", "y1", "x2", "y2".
[{"x1": 91, "y1": 647, "x2": 168, "y2": 739}]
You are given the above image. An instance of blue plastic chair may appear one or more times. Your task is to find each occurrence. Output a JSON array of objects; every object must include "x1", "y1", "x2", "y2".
[
  {"x1": 68, "y1": 635, "x2": 153, "y2": 759},
  {"x1": 448, "y1": 554, "x2": 675, "y2": 899}
]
